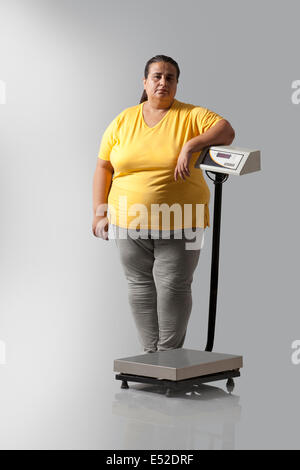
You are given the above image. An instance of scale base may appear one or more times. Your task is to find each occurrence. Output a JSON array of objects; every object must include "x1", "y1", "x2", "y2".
[{"x1": 115, "y1": 369, "x2": 240, "y2": 396}]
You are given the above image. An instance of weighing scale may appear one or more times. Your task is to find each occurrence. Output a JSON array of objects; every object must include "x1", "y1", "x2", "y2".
[{"x1": 114, "y1": 145, "x2": 261, "y2": 396}]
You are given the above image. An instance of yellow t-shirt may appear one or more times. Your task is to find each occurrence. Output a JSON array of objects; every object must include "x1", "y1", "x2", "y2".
[{"x1": 97, "y1": 98, "x2": 223, "y2": 230}]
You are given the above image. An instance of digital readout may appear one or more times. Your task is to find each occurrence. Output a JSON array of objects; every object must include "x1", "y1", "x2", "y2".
[{"x1": 216, "y1": 152, "x2": 231, "y2": 159}]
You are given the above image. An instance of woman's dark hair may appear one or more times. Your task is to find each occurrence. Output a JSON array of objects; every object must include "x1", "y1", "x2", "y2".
[{"x1": 139, "y1": 55, "x2": 180, "y2": 104}]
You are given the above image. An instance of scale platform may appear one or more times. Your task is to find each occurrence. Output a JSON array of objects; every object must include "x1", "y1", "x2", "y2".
[{"x1": 114, "y1": 348, "x2": 243, "y2": 395}]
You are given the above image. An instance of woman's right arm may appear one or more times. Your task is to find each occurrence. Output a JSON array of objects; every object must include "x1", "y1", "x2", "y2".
[{"x1": 92, "y1": 158, "x2": 114, "y2": 240}]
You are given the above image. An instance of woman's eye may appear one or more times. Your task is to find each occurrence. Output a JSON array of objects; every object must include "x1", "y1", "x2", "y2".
[{"x1": 154, "y1": 76, "x2": 173, "y2": 80}]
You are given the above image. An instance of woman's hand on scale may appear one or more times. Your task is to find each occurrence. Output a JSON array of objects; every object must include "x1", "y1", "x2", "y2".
[
  {"x1": 174, "y1": 145, "x2": 193, "y2": 181},
  {"x1": 92, "y1": 215, "x2": 109, "y2": 240}
]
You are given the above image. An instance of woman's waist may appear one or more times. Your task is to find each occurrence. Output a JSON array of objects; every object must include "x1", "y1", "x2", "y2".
[{"x1": 109, "y1": 177, "x2": 210, "y2": 205}]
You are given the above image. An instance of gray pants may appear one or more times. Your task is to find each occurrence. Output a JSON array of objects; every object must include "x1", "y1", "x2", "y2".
[{"x1": 114, "y1": 229, "x2": 203, "y2": 353}]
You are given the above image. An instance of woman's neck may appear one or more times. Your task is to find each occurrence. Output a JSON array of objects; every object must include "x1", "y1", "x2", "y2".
[{"x1": 144, "y1": 98, "x2": 174, "y2": 113}]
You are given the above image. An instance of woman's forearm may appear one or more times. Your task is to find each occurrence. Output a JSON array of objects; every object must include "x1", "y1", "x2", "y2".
[
  {"x1": 185, "y1": 119, "x2": 235, "y2": 153},
  {"x1": 92, "y1": 167, "x2": 113, "y2": 216}
]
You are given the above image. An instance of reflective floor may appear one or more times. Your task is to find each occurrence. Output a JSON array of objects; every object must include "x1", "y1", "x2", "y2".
[
  {"x1": 112, "y1": 382, "x2": 241, "y2": 450},
  {"x1": 0, "y1": 346, "x2": 300, "y2": 450}
]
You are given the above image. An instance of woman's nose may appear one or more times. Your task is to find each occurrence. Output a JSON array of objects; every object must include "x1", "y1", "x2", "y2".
[{"x1": 159, "y1": 76, "x2": 167, "y2": 86}]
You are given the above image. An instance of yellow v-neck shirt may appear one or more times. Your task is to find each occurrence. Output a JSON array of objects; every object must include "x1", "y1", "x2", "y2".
[{"x1": 97, "y1": 98, "x2": 223, "y2": 230}]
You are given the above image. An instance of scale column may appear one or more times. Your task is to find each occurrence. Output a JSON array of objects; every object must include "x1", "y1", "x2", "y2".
[{"x1": 205, "y1": 171, "x2": 229, "y2": 352}]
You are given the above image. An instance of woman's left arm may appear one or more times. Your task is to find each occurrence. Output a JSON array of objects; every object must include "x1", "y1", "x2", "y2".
[{"x1": 174, "y1": 119, "x2": 235, "y2": 181}]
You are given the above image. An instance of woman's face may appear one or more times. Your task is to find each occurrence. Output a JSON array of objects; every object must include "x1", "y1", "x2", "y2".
[{"x1": 143, "y1": 61, "x2": 178, "y2": 105}]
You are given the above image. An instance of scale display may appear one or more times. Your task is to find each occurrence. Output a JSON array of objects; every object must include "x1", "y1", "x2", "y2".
[
  {"x1": 194, "y1": 145, "x2": 261, "y2": 175},
  {"x1": 209, "y1": 149, "x2": 244, "y2": 170}
]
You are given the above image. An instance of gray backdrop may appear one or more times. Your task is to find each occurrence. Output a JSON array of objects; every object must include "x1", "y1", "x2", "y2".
[{"x1": 0, "y1": 0, "x2": 299, "y2": 450}]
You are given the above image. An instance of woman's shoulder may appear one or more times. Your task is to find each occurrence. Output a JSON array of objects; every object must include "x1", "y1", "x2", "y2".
[
  {"x1": 112, "y1": 103, "x2": 141, "y2": 125},
  {"x1": 175, "y1": 99, "x2": 207, "y2": 114},
  {"x1": 120, "y1": 102, "x2": 142, "y2": 116}
]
